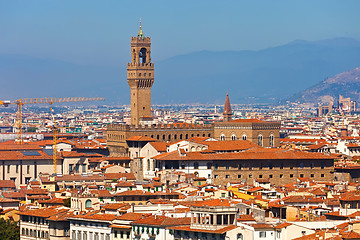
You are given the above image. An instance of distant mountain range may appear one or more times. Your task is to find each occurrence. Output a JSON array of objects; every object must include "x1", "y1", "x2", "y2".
[
  {"x1": 289, "y1": 67, "x2": 360, "y2": 104},
  {"x1": 1, "y1": 37, "x2": 360, "y2": 105}
]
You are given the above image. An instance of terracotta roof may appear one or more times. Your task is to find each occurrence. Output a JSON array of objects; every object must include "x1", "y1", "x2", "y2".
[
  {"x1": 153, "y1": 148, "x2": 334, "y2": 161},
  {"x1": 69, "y1": 212, "x2": 117, "y2": 222},
  {"x1": 127, "y1": 136, "x2": 157, "y2": 142},
  {"x1": 104, "y1": 173, "x2": 135, "y2": 181},
  {"x1": 132, "y1": 215, "x2": 190, "y2": 227},
  {"x1": 0, "y1": 180, "x2": 16, "y2": 188},
  {"x1": 201, "y1": 140, "x2": 259, "y2": 152},
  {"x1": 19, "y1": 208, "x2": 68, "y2": 217},
  {"x1": 0, "y1": 198, "x2": 20, "y2": 203},
  {"x1": 148, "y1": 142, "x2": 169, "y2": 152},
  {"x1": 275, "y1": 222, "x2": 292, "y2": 229},
  {"x1": 117, "y1": 212, "x2": 145, "y2": 221},
  {"x1": 102, "y1": 203, "x2": 130, "y2": 211}
]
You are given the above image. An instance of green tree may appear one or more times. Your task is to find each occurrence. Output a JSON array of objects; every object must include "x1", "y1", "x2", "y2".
[{"x1": 0, "y1": 219, "x2": 19, "y2": 240}]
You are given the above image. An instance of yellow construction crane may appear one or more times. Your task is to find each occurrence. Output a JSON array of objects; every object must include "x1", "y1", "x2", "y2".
[{"x1": 1, "y1": 97, "x2": 105, "y2": 174}]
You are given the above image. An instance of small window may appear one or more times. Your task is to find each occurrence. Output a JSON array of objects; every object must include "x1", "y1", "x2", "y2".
[
  {"x1": 311, "y1": 174, "x2": 314, "y2": 178},
  {"x1": 220, "y1": 134, "x2": 225, "y2": 141},
  {"x1": 259, "y1": 231, "x2": 266, "y2": 238},
  {"x1": 226, "y1": 175, "x2": 230, "y2": 179},
  {"x1": 242, "y1": 135, "x2": 247, "y2": 140},
  {"x1": 214, "y1": 175, "x2": 218, "y2": 179},
  {"x1": 290, "y1": 174, "x2": 293, "y2": 178},
  {"x1": 321, "y1": 174, "x2": 324, "y2": 178},
  {"x1": 194, "y1": 162, "x2": 199, "y2": 169},
  {"x1": 259, "y1": 175, "x2": 263, "y2": 178},
  {"x1": 300, "y1": 174, "x2": 304, "y2": 178},
  {"x1": 238, "y1": 175, "x2": 242, "y2": 178},
  {"x1": 280, "y1": 174, "x2": 283, "y2": 178},
  {"x1": 249, "y1": 174, "x2": 252, "y2": 178},
  {"x1": 269, "y1": 174, "x2": 273, "y2": 178}
]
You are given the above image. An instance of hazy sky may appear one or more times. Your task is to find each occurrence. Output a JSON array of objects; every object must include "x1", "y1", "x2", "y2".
[{"x1": 0, "y1": 0, "x2": 359, "y2": 66}]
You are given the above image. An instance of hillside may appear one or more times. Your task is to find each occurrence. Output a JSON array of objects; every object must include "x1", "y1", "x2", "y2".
[{"x1": 289, "y1": 67, "x2": 360, "y2": 104}]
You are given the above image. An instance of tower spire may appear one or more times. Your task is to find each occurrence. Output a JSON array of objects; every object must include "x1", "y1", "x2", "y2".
[
  {"x1": 223, "y1": 92, "x2": 232, "y2": 122},
  {"x1": 138, "y1": 18, "x2": 144, "y2": 39}
]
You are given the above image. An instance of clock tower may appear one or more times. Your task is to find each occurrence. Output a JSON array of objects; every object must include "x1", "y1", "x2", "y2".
[{"x1": 127, "y1": 20, "x2": 154, "y2": 126}]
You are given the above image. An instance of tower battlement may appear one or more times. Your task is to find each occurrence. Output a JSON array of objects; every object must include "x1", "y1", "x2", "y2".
[
  {"x1": 108, "y1": 123, "x2": 214, "y2": 131},
  {"x1": 131, "y1": 36, "x2": 151, "y2": 43},
  {"x1": 127, "y1": 62, "x2": 154, "y2": 68}
]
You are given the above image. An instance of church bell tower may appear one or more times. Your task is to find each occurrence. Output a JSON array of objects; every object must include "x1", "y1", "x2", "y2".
[{"x1": 127, "y1": 19, "x2": 154, "y2": 126}]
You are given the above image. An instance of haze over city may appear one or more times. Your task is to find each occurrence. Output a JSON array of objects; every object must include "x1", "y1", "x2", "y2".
[{"x1": 1, "y1": 1, "x2": 360, "y2": 104}]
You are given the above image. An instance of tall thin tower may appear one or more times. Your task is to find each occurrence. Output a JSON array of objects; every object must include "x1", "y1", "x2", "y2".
[{"x1": 127, "y1": 19, "x2": 154, "y2": 126}]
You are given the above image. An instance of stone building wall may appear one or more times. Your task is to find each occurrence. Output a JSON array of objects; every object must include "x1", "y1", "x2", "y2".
[{"x1": 212, "y1": 158, "x2": 334, "y2": 186}]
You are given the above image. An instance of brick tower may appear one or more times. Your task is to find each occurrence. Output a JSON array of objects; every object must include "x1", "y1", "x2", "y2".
[
  {"x1": 127, "y1": 20, "x2": 154, "y2": 126},
  {"x1": 223, "y1": 93, "x2": 232, "y2": 122}
]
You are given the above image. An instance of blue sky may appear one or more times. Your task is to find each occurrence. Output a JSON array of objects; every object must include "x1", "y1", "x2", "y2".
[{"x1": 0, "y1": 0, "x2": 359, "y2": 66}]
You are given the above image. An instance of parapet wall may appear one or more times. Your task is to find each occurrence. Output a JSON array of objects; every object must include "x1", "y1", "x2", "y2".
[{"x1": 108, "y1": 123, "x2": 214, "y2": 131}]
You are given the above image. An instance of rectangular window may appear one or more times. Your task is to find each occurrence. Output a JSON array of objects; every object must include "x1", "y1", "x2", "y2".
[
  {"x1": 226, "y1": 175, "x2": 230, "y2": 179},
  {"x1": 238, "y1": 175, "x2": 242, "y2": 178},
  {"x1": 214, "y1": 175, "x2": 218, "y2": 179},
  {"x1": 269, "y1": 175, "x2": 273, "y2": 178},
  {"x1": 321, "y1": 174, "x2": 324, "y2": 178},
  {"x1": 10, "y1": 177, "x2": 16, "y2": 182},
  {"x1": 69, "y1": 164, "x2": 73, "y2": 173},
  {"x1": 290, "y1": 174, "x2": 293, "y2": 178},
  {"x1": 259, "y1": 231, "x2": 266, "y2": 238},
  {"x1": 259, "y1": 175, "x2": 263, "y2": 178},
  {"x1": 311, "y1": 174, "x2": 314, "y2": 178},
  {"x1": 16, "y1": 165, "x2": 19, "y2": 173},
  {"x1": 27, "y1": 165, "x2": 30, "y2": 174},
  {"x1": 75, "y1": 164, "x2": 79, "y2": 172},
  {"x1": 249, "y1": 174, "x2": 252, "y2": 178},
  {"x1": 300, "y1": 174, "x2": 304, "y2": 178},
  {"x1": 7, "y1": 165, "x2": 10, "y2": 174},
  {"x1": 82, "y1": 164, "x2": 86, "y2": 172},
  {"x1": 25, "y1": 177, "x2": 31, "y2": 184},
  {"x1": 280, "y1": 174, "x2": 283, "y2": 178}
]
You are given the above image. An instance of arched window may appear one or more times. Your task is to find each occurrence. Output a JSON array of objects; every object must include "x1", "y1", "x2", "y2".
[
  {"x1": 242, "y1": 135, "x2": 247, "y2": 140},
  {"x1": 163, "y1": 135, "x2": 165, "y2": 141},
  {"x1": 220, "y1": 134, "x2": 225, "y2": 141},
  {"x1": 157, "y1": 135, "x2": 160, "y2": 140},
  {"x1": 85, "y1": 199, "x2": 92, "y2": 209},
  {"x1": 139, "y1": 48, "x2": 147, "y2": 63},
  {"x1": 194, "y1": 162, "x2": 199, "y2": 169},
  {"x1": 180, "y1": 134, "x2": 183, "y2": 140},
  {"x1": 185, "y1": 134, "x2": 188, "y2": 139},
  {"x1": 231, "y1": 134, "x2": 236, "y2": 141},
  {"x1": 174, "y1": 134, "x2": 177, "y2": 140},
  {"x1": 269, "y1": 134, "x2": 274, "y2": 147},
  {"x1": 168, "y1": 135, "x2": 171, "y2": 141},
  {"x1": 207, "y1": 162, "x2": 212, "y2": 169},
  {"x1": 258, "y1": 135, "x2": 263, "y2": 147}
]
